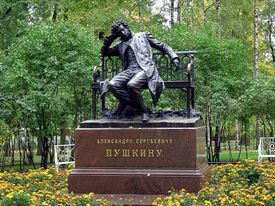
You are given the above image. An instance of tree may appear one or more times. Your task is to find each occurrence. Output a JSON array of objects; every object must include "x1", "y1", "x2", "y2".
[
  {"x1": 238, "y1": 77, "x2": 275, "y2": 137},
  {"x1": 262, "y1": 0, "x2": 275, "y2": 62},
  {"x1": 3, "y1": 22, "x2": 100, "y2": 168},
  {"x1": 151, "y1": 24, "x2": 251, "y2": 160},
  {"x1": 0, "y1": 0, "x2": 59, "y2": 52}
]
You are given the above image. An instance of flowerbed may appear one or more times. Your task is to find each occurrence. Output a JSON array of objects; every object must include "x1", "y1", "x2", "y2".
[
  {"x1": 153, "y1": 160, "x2": 275, "y2": 206},
  {"x1": 0, "y1": 166, "x2": 118, "y2": 206},
  {"x1": 0, "y1": 160, "x2": 274, "y2": 206}
]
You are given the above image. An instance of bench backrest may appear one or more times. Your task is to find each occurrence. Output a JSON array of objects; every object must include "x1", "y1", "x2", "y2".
[
  {"x1": 258, "y1": 137, "x2": 275, "y2": 163},
  {"x1": 54, "y1": 144, "x2": 75, "y2": 171},
  {"x1": 100, "y1": 51, "x2": 196, "y2": 82},
  {"x1": 92, "y1": 51, "x2": 197, "y2": 119}
]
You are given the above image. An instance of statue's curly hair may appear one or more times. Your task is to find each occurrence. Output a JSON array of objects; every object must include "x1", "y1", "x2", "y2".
[{"x1": 111, "y1": 20, "x2": 130, "y2": 34}]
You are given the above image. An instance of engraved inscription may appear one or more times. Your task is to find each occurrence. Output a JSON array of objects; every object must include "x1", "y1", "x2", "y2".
[
  {"x1": 97, "y1": 138, "x2": 133, "y2": 144},
  {"x1": 105, "y1": 149, "x2": 163, "y2": 158},
  {"x1": 98, "y1": 137, "x2": 171, "y2": 158},
  {"x1": 97, "y1": 138, "x2": 173, "y2": 144}
]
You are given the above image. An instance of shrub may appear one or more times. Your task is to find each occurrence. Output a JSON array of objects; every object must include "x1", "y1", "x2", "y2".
[
  {"x1": 153, "y1": 160, "x2": 275, "y2": 206},
  {"x1": 1, "y1": 192, "x2": 31, "y2": 206}
]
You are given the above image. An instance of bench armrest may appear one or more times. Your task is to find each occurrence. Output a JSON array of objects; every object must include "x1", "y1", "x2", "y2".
[{"x1": 92, "y1": 66, "x2": 101, "y2": 83}]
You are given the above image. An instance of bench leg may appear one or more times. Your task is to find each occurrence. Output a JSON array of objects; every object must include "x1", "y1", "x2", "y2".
[
  {"x1": 101, "y1": 93, "x2": 106, "y2": 116},
  {"x1": 191, "y1": 87, "x2": 195, "y2": 109},
  {"x1": 187, "y1": 87, "x2": 191, "y2": 118},
  {"x1": 258, "y1": 156, "x2": 262, "y2": 163},
  {"x1": 92, "y1": 89, "x2": 97, "y2": 119}
]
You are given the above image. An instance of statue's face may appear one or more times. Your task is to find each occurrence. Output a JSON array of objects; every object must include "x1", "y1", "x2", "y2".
[{"x1": 117, "y1": 24, "x2": 132, "y2": 41}]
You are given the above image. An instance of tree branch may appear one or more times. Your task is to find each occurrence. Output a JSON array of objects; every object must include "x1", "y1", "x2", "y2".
[
  {"x1": 0, "y1": 7, "x2": 12, "y2": 21},
  {"x1": 203, "y1": 1, "x2": 217, "y2": 14}
]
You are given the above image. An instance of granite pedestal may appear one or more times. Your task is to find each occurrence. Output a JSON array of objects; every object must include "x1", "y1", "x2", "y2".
[{"x1": 68, "y1": 117, "x2": 209, "y2": 205}]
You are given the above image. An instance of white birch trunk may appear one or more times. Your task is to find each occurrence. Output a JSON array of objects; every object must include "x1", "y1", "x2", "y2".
[
  {"x1": 217, "y1": 0, "x2": 221, "y2": 38},
  {"x1": 254, "y1": 0, "x2": 259, "y2": 78},
  {"x1": 254, "y1": 0, "x2": 261, "y2": 144},
  {"x1": 171, "y1": 0, "x2": 175, "y2": 26}
]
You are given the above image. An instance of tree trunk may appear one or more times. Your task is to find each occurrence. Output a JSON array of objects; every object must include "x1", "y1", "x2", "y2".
[
  {"x1": 236, "y1": 122, "x2": 244, "y2": 161},
  {"x1": 254, "y1": 0, "x2": 259, "y2": 77},
  {"x1": 171, "y1": 0, "x2": 175, "y2": 27},
  {"x1": 60, "y1": 120, "x2": 67, "y2": 145},
  {"x1": 235, "y1": 119, "x2": 240, "y2": 150},
  {"x1": 244, "y1": 123, "x2": 248, "y2": 159},
  {"x1": 36, "y1": 137, "x2": 43, "y2": 155},
  {"x1": 213, "y1": 125, "x2": 220, "y2": 162},
  {"x1": 64, "y1": 8, "x2": 69, "y2": 21},
  {"x1": 177, "y1": 0, "x2": 181, "y2": 24},
  {"x1": 18, "y1": 137, "x2": 23, "y2": 171},
  {"x1": 227, "y1": 139, "x2": 233, "y2": 162},
  {"x1": 267, "y1": 119, "x2": 274, "y2": 137},
  {"x1": 41, "y1": 138, "x2": 49, "y2": 168},
  {"x1": 0, "y1": 7, "x2": 11, "y2": 21},
  {"x1": 254, "y1": 0, "x2": 261, "y2": 146},
  {"x1": 52, "y1": 2, "x2": 58, "y2": 22},
  {"x1": 138, "y1": 0, "x2": 142, "y2": 31},
  {"x1": 10, "y1": 138, "x2": 15, "y2": 166},
  {"x1": 217, "y1": 0, "x2": 221, "y2": 37},
  {"x1": 213, "y1": 123, "x2": 224, "y2": 162},
  {"x1": 49, "y1": 136, "x2": 55, "y2": 164},
  {"x1": 1, "y1": 152, "x2": 6, "y2": 172},
  {"x1": 25, "y1": 128, "x2": 35, "y2": 168},
  {"x1": 4, "y1": 142, "x2": 11, "y2": 156},
  {"x1": 73, "y1": 85, "x2": 80, "y2": 129},
  {"x1": 206, "y1": 107, "x2": 213, "y2": 162},
  {"x1": 264, "y1": 0, "x2": 275, "y2": 62},
  {"x1": 266, "y1": 15, "x2": 274, "y2": 62}
]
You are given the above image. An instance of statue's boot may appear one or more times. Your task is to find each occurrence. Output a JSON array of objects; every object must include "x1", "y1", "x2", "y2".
[
  {"x1": 141, "y1": 113, "x2": 150, "y2": 122},
  {"x1": 112, "y1": 103, "x2": 126, "y2": 117}
]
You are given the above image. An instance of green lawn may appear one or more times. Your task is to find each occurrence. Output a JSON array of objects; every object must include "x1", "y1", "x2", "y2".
[
  {"x1": 0, "y1": 152, "x2": 54, "y2": 171},
  {"x1": 219, "y1": 150, "x2": 258, "y2": 162}
]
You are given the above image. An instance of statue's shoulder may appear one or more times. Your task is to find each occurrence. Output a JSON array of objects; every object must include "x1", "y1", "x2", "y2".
[{"x1": 135, "y1": 32, "x2": 148, "y2": 38}]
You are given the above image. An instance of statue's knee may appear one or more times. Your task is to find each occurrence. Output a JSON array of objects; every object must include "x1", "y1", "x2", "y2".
[{"x1": 127, "y1": 82, "x2": 135, "y2": 91}]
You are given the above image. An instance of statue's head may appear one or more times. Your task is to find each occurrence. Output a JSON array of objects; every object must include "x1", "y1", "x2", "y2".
[{"x1": 111, "y1": 20, "x2": 132, "y2": 41}]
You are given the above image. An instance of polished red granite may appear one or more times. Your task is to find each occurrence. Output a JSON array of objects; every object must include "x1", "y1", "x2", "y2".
[{"x1": 68, "y1": 117, "x2": 209, "y2": 204}]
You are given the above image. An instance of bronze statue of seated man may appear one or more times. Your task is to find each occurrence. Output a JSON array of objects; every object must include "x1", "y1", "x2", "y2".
[{"x1": 101, "y1": 20, "x2": 179, "y2": 122}]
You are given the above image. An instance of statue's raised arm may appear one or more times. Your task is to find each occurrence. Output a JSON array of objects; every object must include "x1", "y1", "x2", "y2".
[{"x1": 102, "y1": 20, "x2": 179, "y2": 122}]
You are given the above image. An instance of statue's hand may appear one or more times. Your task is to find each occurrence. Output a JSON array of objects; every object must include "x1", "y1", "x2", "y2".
[
  {"x1": 108, "y1": 32, "x2": 118, "y2": 41},
  {"x1": 173, "y1": 58, "x2": 180, "y2": 68},
  {"x1": 101, "y1": 32, "x2": 118, "y2": 56}
]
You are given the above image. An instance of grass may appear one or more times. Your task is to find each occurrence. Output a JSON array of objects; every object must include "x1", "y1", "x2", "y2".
[
  {"x1": 0, "y1": 152, "x2": 54, "y2": 171},
  {"x1": 1, "y1": 162, "x2": 55, "y2": 172},
  {"x1": 219, "y1": 150, "x2": 258, "y2": 162}
]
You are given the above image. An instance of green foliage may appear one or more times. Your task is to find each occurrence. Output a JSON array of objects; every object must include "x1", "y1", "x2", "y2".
[
  {"x1": 2, "y1": 22, "x2": 100, "y2": 166},
  {"x1": 150, "y1": 24, "x2": 250, "y2": 120},
  {"x1": 51, "y1": 0, "x2": 153, "y2": 35},
  {"x1": 1, "y1": 192, "x2": 31, "y2": 206},
  {"x1": 0, "y1": 0, "x2": 29, "y2": 51},
  {"x1": 4, "y1": 22, "x2": 100, "y2": 124},
  {"x1": 0, "y1": 0, "x2": 274, "y2": 166},
  {"x1": 238, "y1": 76, "x2": 275, "y2": 120}
]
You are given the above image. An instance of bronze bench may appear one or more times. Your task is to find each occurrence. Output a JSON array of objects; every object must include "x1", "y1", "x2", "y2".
[{"x1": 91, "y1": 51, "x2": 196, "y2": 119}]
